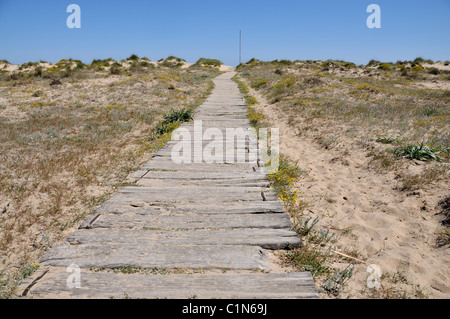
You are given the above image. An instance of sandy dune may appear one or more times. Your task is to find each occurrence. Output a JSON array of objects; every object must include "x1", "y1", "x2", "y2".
[{"x1": 248, "y1": 86, "x2": 449, "y2": 298}]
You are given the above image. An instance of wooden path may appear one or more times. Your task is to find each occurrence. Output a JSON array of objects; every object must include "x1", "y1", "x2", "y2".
[{"x1": 19, "y1": 72, "x2": 318, "y2": 299}]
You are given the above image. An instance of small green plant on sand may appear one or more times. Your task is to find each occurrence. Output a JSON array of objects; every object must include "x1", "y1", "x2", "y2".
[
  {"x1": 323, "y1": 265, "x2": 354, "y2": 296},
  {"x1": 394, "y1": 142, "x2": 442, "y2": 161},
  {"x1": 152, "y1": 108, "x2": 193, "y2": 137},
  {"x1": 376, "y1": 136, "x2": 402, "y2": 145}
]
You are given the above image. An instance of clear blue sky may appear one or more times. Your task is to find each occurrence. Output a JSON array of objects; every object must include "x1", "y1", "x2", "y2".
[{"x1": 0, "y1": 0, "x2": 449, "y2": 66}]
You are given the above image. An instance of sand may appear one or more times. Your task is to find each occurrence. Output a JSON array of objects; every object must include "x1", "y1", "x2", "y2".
[{"x1": 248, "y1": 85, "x2": 450, "y2": 298}]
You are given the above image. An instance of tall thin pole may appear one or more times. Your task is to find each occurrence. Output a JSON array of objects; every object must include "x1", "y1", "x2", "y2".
[{"x1": 239, "y1": 30, "x2": 242, "y2": 65}]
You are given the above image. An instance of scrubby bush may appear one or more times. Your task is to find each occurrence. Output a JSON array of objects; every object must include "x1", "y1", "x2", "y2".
[
  {"x1": 91, "y1": 59, "x2": 110, "y2": 67},
  {"x1": 246, "y1": 58, "x2": 258, "y2": 64},
  {"x1": 154, "y1": 108, "x2": 193, "y2": 135},
  {"x1": 139, "y1": 61, "x2": 153, "y2": 68},
  {"x1": 271, "y1": 59, "x2": 293, "y2": 66},
  {"x1": 394, "y1": 143, "x2": 442, "y2": 161},
  {"x1": 160, "y1": 58, "x2": 184, "y2": 68},
  {"x1": 400, "y1": 68, "x2": 409, "y2": 77},
  {"x1": 427, "y1": 67, "x2": 440, "y2": 75},
  {"x1": 413, "y1": 57, "x2": 433, "y2": 65},
  {"x1": 34, "y1": 66, "x2": 43, "y2": 77},
  {"x1": 166, "y1": 56, "x2": 185, "y2": 62},
  {"x1": 195, "y1": 58, "x2": 222, "y2": 67},
  {"x1": 20, "y1": 62, "x2": 38, "y2": 69},
  {"x1": 341, "y1": 62, "x2": 356, "y2": 69},
  {"x1": 127, "y1": 54, "x2": 139, "y2": 61},
  {"x1": 367, "y1": 60, "x2": 380, "y2": 67},
  {"x1": 110, "y1": 65, "x2": 122, "y2": 75},
  {"x1": 236, "y1": 58, "x2": 259, "y2": 69},
  {"x1": 379, "y1": 63, "x2": 393, "y2": 71}
]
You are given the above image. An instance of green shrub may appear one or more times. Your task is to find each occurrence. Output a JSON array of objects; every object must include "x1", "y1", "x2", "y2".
[
  {"x1": 284, "y1": 245, "x2": 329, "y2": 276},
  {"x1": 279, "y1": 60, "x2": 293, "y2": 65},
  {"x1": 427, "y1": 67, "x2": 440, "y2": 75},
  {"x1": 246, "y1": 58, "x2": 258, "y2": 64},
  {"x1": 413, "y1": 57, "x2": 425, "y2": 65},
  {"x1": 91, "y1": 59, "x2": 110, "y2": 67},
  {"x1": 163, "y1": 108, "x2": 193, "y2": 124},
  {"x1": 153, "y1": 108, "x2": 193, "y2": 136},
  {"x1": 20, "y1": 62, "x2": 38, "y2": 69},
  {"x1": 394, "y1": 143, "x2": 442, "y2": 161},
  {"x1": 413, "y1": 57, "x2": 433, "y2": 65},
  {"x1": 251, "y1": 80, "x2": 268, "y2": 89},
  {"x1": 422, "y1": 107, "x2": 439, "y2": 116},
  {"x1": 400, "y1": 68, "x2": 409, "y2": 77},
  {"x1": 34, "y1": 67, "x2": 43, "y2": 77},
  {"x1": 376, "y1": 136, "x2": 401, "y2": 144},
  {"x1": 270, "y1": 76, "x2": 296, "y2": 97},
  {"x1": 195, "y1": 58, "x2": 222, "y2": 67},
  {"x1": 110, "y1": 66, "x2": 122, "y2": 75},
  {"x1": 151, "y1": 107, "x2": 193, "y2": 139},
  {"x1": 160, "y1": 59, "x2": 184, "y2": 68},
  {"x1": 367, "y1": 60, "x2": 380, "y2": 67},
  {"x1": 139, "y1": 61, "x2": 153, "y2": 68},
  {"x1": 166, "y1": 56, "x2": 186, "y2": 62},
  {"x1": 32, "y1": 90, "x2": 44, "y2": 97},
  {"x1": 379, "y1": 63, "x2": 393, "y2": 71},
  {"x1": 341, "y1": 62, "x2": 356, "y2": 69},
  {"x1": 127, "y1": 54, "x2": 139, "y2": 61},
  {"x1": 272, "y1": 59, "x2": 293, "y2": 66}
]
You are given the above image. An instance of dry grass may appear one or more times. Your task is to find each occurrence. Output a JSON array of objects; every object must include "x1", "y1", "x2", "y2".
[
  {"x1": 0, "y1": 58, "x2": 219, "y2": 297},
  {"x1": 237, "y1": 59, "x2": 449, "y2": 163},
  {"x1": 237, "y1": 58, "x2": 450, "y2": 299},
  {"x1": 237, "y1": 59, "x2": 449, "y2": 189},
  {"x1": 398, "y1": 165, "x2": 449, "y2": 191}
]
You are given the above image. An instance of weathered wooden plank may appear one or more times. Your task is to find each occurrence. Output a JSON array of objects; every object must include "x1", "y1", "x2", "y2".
[
  {"x1": 66, "y1": 228, "x2": 301, "y2": 249},
  {"x1": 141, "y1": 161, "x2": 261, "y2": 171},
  {"x1": 153, "y1": 148, "x2": 258, "y2": 157},
  {"x1": 139, "y1": 170, "x2": 267, "y2": 180},
  {"x1": 137, "y1": 178, "x2": 270, "y2": 187},
  {"x1": 41, "y1": 244, "x2": 269, "y2": 270},
  {"x1": 118, "y1": 186, "x2": 271, "y2": 192},
  {"x1": 95, "y1": 200, "x2": 285, "y2": 215},
  {"x1": 23, "y1": 271, "x2": 317, "y2": 299},
  {"x1": 102, "y1": 186, "x2": 277, "y2": 203},
  {"x1": 144, "y1": 159, "x2": 260, "y2": 168},
  {"x1": 78, "y1": 212, "x2": 292, "y2": 230},
  {"x1": 193, "y1": 115, "x2": 249, "y2": 120}
]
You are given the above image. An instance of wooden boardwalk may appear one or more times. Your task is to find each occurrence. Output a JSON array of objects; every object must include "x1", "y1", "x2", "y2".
[{"x1": 19, "y1": 72, "x2": 317, "y2": 299}]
